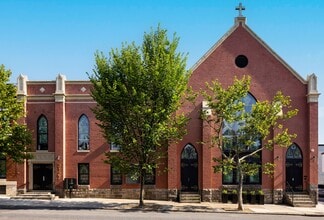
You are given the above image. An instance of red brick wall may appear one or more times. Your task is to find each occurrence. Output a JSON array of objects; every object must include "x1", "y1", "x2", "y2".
[
  {"x1": 308, "y1": 102, "x2": 319, "y2": 187},
  {"x1": 174, "y1": 23, "x2": 311, "y2": 192},
  {"x1": 27, "y1": 83, "x2": 56, "y2": 96},
  {"x1": 64, "y1": 100, "x2": 109, "y2": 189},
  {"x1": 26, "y1": 102, "x2": 55, "y2": 152}
]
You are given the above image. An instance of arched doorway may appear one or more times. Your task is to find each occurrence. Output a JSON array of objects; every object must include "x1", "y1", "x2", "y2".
[
  {"x1": 181, "y1": 144, "x2": 198, "y2": 192},
  {"x1": 286, "y1": 143, "x2": 303, "y2": 191}
]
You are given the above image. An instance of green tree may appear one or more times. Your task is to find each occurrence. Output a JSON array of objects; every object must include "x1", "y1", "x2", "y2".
[
  {"x1": 201, "y1": 75, "x2": 297, "y2": 211},
  {"x1": 0, "y1": 65, "x2": 32, "y2": 163},
  {"x1": 89, "y1": 26, "x2": 190, "y2": 207}
]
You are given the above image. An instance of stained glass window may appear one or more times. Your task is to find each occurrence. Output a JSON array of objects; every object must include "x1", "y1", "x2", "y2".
[
  {"x1": 37, "y1": 115, "x2": 48, "y2": 150},
  {"x1": 181, "y1": 144, "x2": 197, "y2": 160},
  {"x1": 286, "y1": 144, "x2": 302, "y2": 159},
  {"x1": 78, "y1": 163, "x2": 89, "y2": 185},
  {"x1": 111, "y1": 167, "x2": 122, "y2": 185},
  {"x1": 222, "y1": 93, "x2": 262, "y2": 185},
  {"x1": 78, "y1": 115, "x2": 90, "y2": 150}
]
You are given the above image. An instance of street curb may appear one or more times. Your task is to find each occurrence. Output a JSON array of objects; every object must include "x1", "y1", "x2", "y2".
[{"x1": 0, "y1": 203, "x2": 324, "y2": 217}]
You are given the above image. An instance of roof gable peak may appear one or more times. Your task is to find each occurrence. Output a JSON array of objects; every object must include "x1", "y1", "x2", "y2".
[{"x1": 191, "y1": 13, "x2": 306, "y2": 84}]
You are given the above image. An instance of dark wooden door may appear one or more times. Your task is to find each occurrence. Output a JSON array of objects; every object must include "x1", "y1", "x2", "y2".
[
  {"x1": 286, "y1": 144, "x2": 303, "y2": 191},
  {"x1": 286, "y1": 159, "x2": 303, "y2": 191},
  {"x1": 33, "y1": 164, "x2": 53, "y2": 190},
  {"x1": 181, "y1": 144, "x2": 198, "y2": 192}
]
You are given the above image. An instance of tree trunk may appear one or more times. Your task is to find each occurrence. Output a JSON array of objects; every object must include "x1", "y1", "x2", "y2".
[
  {"x1": 139, "y1": 170, "x2": 145, "y2": 208},
  {"x1": 237, "y1": 166, "x2": 244, "y2": 211}
]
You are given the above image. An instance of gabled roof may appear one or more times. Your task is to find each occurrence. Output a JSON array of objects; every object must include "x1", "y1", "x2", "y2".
[{"x1": 190, "y1": 16, "x2": 307, "y2": 84}]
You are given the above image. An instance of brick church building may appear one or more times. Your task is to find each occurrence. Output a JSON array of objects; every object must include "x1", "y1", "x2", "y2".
[{"x1": 1, "y1": 7, "x2": 320, "y2": 204}]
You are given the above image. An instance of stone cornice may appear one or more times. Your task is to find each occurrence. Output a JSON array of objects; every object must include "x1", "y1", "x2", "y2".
[
  {"x1": 29, "y1": 152, "x2": 55, "y2": 163},
  {"x1": 307, "y1": 93, "x2": 320, "y2": 103},
  {"x1": 54, "y1": 93, "x2": 65, "y2": 102}
]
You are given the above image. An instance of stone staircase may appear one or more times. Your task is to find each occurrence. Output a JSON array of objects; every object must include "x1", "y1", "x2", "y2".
[
  {"x1": 179, "y1": 192, "x2": 201, "y2": 203},
  {"x1": 285, "y1": 192, "x2": 316, "y2": 207},
  {"x1": 11, "y1": 191, "x2": 56, "y2": 200}
]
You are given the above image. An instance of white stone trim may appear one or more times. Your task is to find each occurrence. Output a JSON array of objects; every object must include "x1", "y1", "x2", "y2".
[
  {"x1": 28, "y1": 152, "x2": 55, "y2": 191},
  {"x1": 27, "y1": 96, "x2": 55, "y2": 101},
  {"x1": 27, "y1": 102, "x2": 55, "y2": 104},
  {"x1": 55, "y1": 94, "x2": 65, "y2": 102},
  {"x1": 202, "y1": 101, "x2": 212, "y2": 116},
  {"x1": 307, "y1": 73, "x2": 320, "y2": 103},
  {"x1": 17, "y1": 74, "x2": 28, "y2": 96},
  {"x1": 30, "y1": 152, "x2": 55, "y2": 162},
  {"x1": 39, "y1": 87, "x2": 46, "y2": 93},
  {"x1": 0, "y1": 180, "x2": 17, "y2": 196},
  {"x1": 55, "y1": 74, "x2": 66, "y2": 94},
  {"x1": 65, "y1": 101, "x2": 97, "y2": 104}
]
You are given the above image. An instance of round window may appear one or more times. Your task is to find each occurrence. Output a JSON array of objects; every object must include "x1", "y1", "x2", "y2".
[{"x1": 235, "y1": 55, "x2": 248, "y2": 68}]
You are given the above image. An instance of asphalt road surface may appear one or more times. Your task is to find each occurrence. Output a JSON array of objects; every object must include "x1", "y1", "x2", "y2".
[{"x1": 0, "y1": 209, "x2": 323, "y2": 220}]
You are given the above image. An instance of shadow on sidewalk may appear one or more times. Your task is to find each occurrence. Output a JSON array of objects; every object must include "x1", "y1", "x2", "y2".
[{"x1": 0, "y1": 198, "x2": 221, "y2": 213}]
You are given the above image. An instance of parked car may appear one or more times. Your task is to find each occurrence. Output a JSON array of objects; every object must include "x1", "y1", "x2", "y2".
[{"x1": 319, "y1": 185, "x2": 324, "y2": 198}]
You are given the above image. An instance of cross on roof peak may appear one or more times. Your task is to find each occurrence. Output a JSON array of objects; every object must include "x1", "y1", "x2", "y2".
[{"x1": 235, "y1": 3, "x2": 245, "y2": 17}]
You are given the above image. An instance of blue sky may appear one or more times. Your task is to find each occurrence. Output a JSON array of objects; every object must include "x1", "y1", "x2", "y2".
[{"x1": 0, "y1": 0, "x2": 323, "y2": 142}]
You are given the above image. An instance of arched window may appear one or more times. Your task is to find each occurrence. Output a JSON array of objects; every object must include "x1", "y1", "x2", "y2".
[
  {"x1": 78, "y1": 115, "x2": 90, "y2": 150},
  {"x1": 181, "y1": 144, "x2": 198, "y2": 160},
  {"x1": 37, "y1": 115, "x2": 48, "y2": 150},
  {"x1": 222, "y1": 93, "x2": 257, "y2": 140},
  {"x1": 286, "y1": 143, "x2": 302, "y2": 159},
  {"x1": 222, "y1": 93, "x2": 261, "y2": 184}
]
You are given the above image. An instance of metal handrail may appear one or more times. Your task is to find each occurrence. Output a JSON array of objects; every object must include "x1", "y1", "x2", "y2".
[{"x1": 286, "y1": 181, "x2": 294, "y2": 205}]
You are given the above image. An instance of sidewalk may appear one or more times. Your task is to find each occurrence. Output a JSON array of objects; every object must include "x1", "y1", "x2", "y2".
[{"x1": 0, "y1": 196, "x2": 324, "y2": 216}]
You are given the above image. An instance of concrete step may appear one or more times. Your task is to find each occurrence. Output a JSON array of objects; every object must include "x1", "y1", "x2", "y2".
[
  {"x1": 179, "y1": 192, "x2": 201, "y2": 203},
  {"x1": 11, "y1": 192, "x2": 55, "y2": 200},
  {"x1": 293, "y1": 200, "x2": 316, "y2": 207},
  {"x1": 285, "y1": 192, "x2": 315, "y2": 207}
]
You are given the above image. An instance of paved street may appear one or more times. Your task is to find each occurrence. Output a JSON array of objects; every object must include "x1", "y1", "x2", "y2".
[
  {"x1": 0, "y1": 196, "x2": 323, "y2": 219},
  {"x1": 0, "y1": 209, "x2": 324, "y2": 220}
]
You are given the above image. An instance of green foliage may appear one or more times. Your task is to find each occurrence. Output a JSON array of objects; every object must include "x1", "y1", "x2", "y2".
[
  {"x1": 257, "y1": 189, "x2": 264, "y2": 195},
  {"x1": 222, "y1": 188, "x2": 228, "y2": 194},
  {"x1": 201, "y1": 75, "x2": 297, "y2": 210},
  {"x1": 89, "y1": 25, "x2": 190, "y2": 205},
  {"x1": 263, "y1": 162, "x2": 276, "y2": 178},
  {"x1": 0, "y1": 65, "x2": 32, "y2": 163}
]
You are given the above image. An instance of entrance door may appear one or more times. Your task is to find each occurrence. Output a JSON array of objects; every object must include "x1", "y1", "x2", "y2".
[
  {"x1": 181, "y1": 144, "x2": 198, "y2": 191},
  {"x1": 286, "y1": 144, "x2": 303, "y2": 191},
  {"x1": 33, "y1": 164, "x2": 53, "y2": 190}
]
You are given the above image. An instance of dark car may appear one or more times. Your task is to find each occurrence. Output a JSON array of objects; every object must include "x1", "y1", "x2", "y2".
[{"x1": 319, "y1": 185, "x2": 324, "y2": 198}]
